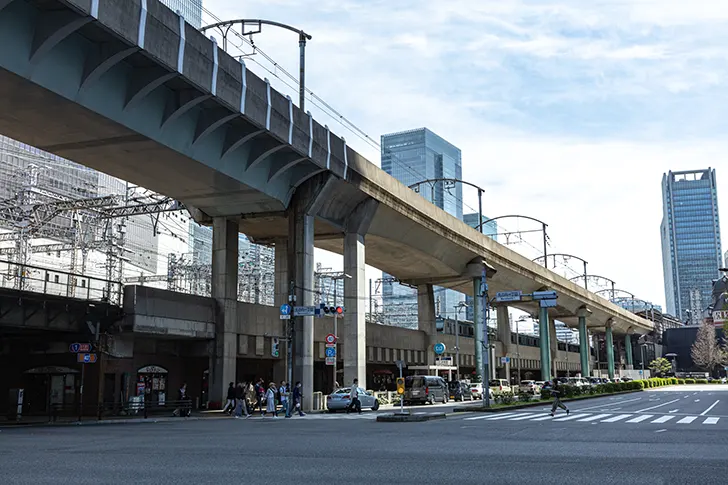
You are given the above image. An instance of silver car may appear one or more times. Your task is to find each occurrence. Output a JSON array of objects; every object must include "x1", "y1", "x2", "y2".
[{"x1": 326, "y1": 387, "x2": 380, "y2": 412}]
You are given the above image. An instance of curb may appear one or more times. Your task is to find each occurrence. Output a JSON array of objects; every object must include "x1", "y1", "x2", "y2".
[
  {"x1": 0, "y1": 415, "x2": 219, "y2": 430},
  {"x1": 451, "y1": 389, "x2": 643, "y2": 413},
  {"x1": 376, "y1": 412, "x2": 446, "y2": 423}
]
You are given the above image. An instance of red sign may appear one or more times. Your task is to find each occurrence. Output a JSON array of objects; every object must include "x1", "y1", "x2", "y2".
[{"x1": 325, "y1": 333, "x2": 337, "y2": 345}]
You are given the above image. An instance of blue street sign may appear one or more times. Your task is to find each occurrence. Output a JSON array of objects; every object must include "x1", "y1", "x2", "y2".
[
  {"x1": 325, "y1": 347, "x2": 336, "y2": 358},
  {"x1": 433, "y1": 342, "x2": 446, "y2": 355},
  {"x1": 69, "y1": 343, "x2": 80, "y2": 353},
  {"x1": 280, "y1": 304, "x2": 291, "y2": 316}
]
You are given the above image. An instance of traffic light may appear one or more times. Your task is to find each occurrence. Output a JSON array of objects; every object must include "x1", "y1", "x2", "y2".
[
  {"x1": 396, "y1": 377, "x2": 405, "y2": 395},
  {"x1": 271, "y1": 337, "x2": 280, "y2": 357},
  {"x1": 335, "y1": 306, "x2": 344, "y2": 315}
]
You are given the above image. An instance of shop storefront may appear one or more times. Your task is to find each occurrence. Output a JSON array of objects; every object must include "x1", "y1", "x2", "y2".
[
  {"x1": 22, "y1": 366, "x2": 78, "y2": 415},
  {"x1": 136, "y1": 365, "x2": 168, "y2": 405}
]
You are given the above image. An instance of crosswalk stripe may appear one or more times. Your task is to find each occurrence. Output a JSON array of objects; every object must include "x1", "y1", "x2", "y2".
[
  {"x1": 677, "y1": 416, "x2": 697, "y2": 424},
  {"x1": 508, "y1": 413, "x2": 540, "y2": 421},
  {"x1": 578, "y1": 413, "x2": 611, "y2": 422},
  {"x1": 626, "y1": 415, "x2": 653, "y2": 423},
  {"x1": 601, "y1": 414, "x2": 632, "y2": 423},
  {"x1": 703, "y1": 417, "x2": 719, "y2": 425},
  {"x1": 553, "y1": 414, "x2": 590, "y2": 422},
  {"x1": 531, "y1": 415, "x2": 556, "y2": 421},
  {"x1": 486, "y1": 413, "x2": 530, "y2": 420},
  {"x1": 651, "y1": 415, "x2": 674, "y2": 424},
  {"x1": 463, "y1": 415, "x2": 496, "y2": 421}
]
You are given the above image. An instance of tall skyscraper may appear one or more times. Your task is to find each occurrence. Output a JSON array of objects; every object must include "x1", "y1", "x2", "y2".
[
  {"x1": 380, "y1": 128, "x2": 463, "y2": 328},
  {"x1": 161, "y1": 0, "x2": 203, "y2": 29},
  {"x1": 661, "y1": 168, "x2": 722, "y2": 324}
]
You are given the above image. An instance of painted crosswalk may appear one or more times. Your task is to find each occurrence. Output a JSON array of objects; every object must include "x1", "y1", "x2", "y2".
[{"x1": 454, "y1": 412, "x2": 722, "y2": 427}]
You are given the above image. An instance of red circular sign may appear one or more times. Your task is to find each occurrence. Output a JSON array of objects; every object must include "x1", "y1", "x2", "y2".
[{"x1": 325, "y1": 333, "x2": 336, "y2": 344}]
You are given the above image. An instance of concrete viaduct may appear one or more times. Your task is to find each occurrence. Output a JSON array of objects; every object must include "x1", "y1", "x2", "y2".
[{"x1": 0, "y1": 0, "x2": 653, "y2": 406}]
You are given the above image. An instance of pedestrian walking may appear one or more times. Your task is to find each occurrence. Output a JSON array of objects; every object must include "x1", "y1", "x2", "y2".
[
  {"x1": 346, "y1": 378, "x2": 362, "y2": 414},
  {"x1": 245, "y1": 382, "x2": 256, "y2": 417},
  {"x1": 255, "y1": 378, "x2": 266, "y2": 415},
  {"x1": 549, "y1": 379, "x2": 569, "y2": 417},
  {"x1": 233, "y1": 382, "x2": 246, "y2": 418},
  {"x1": 263, "y1": 382, "x2": 278, "y2": 417},
  {"x1": 173, "y1": 383, "x2": 190, "y2": 417},
  {"x1": 222, "y1": 382, "x2": 235, "y2": 415},
  {"x1": 292, "y1": 381, "x2": 305, "y2": 417},
  {"x1": 279, "y1": 380, "x2": 290, "y2": 418}
]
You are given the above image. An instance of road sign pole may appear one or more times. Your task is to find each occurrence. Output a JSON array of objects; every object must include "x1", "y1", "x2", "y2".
[
  {"x1": 399, "y1": 364, "x2": 403, "y2": 414},
  {"x1": 333, "y1": 283, "x2": 337, "y2": 390},
  {"x1": 78, "y1": 363, "x2": 85, "y2": 422},
  {"x1": 481, "y1": 265, "x2": 490, "y2": 409}
]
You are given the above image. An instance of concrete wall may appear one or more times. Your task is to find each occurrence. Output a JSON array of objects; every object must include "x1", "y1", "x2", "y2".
[{"x1": 124, "y1": 286, "x2": 216, "y2": 339}]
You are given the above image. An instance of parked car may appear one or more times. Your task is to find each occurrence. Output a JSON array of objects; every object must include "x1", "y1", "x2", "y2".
[
  {"x1": 470, "y1": 382, "x2": 483, "y2": 399},
  {"x1": 534, "y1": 381, "x2": 546, "y2": 392},
  {"x1": 489, "y1": 379, "x2": 512, "y2": 397},
  {"x1": 326, "y1": 387, "x2": 380, "y2": 412},
  {"x1": 404, "y1": 375, "x2": 448, "y2": 405},
  {"x1": 588, "y1": 377, "x2": 602, "y2": 386},
  {"x1": 519, "y1": 380, "x2": 539, "y2": 394},
  {"x1": 448, "y1": 381, "x2": 474, "y2": 402}
]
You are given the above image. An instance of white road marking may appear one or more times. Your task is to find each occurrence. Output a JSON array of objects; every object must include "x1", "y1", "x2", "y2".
[
  {"x1": 486, "y1": 413, "x2": 529, "y2": 421},
  {"x1": 652, "y1": 415, "x2": 674, "y2": 424},
  {"x1": 531, "y1": 415, "x2": 556, "y2": 421},
  {"x1": 703, "y1": 417, "x2": 719, "y2": 425},
  {"x1": 575, "y1": 397, "x2": 643, "y2": 412},
  {"x1": 635, "y1": 399, "x2": 680, "y2": 413},
  {"x1": 578, "y1": 413, "x2": 611, "y2": 422},
  {"x1": 553, "y1": 414, "x2": 590, "y2": 422},
  {"x1": 668, "y1": 409, "x2": 678, "y2": 413},
  {"x1": 677, "y1": 416, "x2": 697, "y2": 424},
  {"x1": 655, "y1": 429, "x2": 667, "y2": 433},
  {"x1": 463, "y1": 414, "x2": 497, "y2": 421},
  {"x1": 626, "y1": 415, "x2": 653, "y2": 423},
  {"x1": 508, "y1": 413, "x2": 540, "y2": 421},
  {"x1": 695, "y1": 399, "x2": 700, "y2": 402},
  {"x1": 601, "y1": 414, "x2": 632, "y2": 423},
  {"x1": 700, "y1": 400, "x2": 720, "y2": 416}
]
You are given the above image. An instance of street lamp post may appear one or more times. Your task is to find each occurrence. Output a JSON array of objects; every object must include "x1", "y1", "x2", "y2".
[
  {"x1": 454, "y1": 301, "x2": 469, "y2": 380},
  {"x1": 200, "y1": 19, "x2": 312, "y2": 111}
]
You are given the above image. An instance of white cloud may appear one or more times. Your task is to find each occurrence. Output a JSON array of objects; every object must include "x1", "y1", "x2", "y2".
[{"x1": 204, "y1": 0, "x2": 728, "y2": 311}]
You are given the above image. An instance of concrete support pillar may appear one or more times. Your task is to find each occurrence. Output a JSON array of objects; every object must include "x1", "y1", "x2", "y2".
[
  {"x1": 273, "y1": 238, "x2": 288, "y2": 307},
  {"x1": 577, "y1": 307, "x2": 591, "y2": 378},
  {"x1": 343, "y1": 232, "x2": 366, "y2": 388},
  {"x1": 538, "y1": 305, "x2": 551, "y2": 382},
  {"x1": 496, "y1": 306, "x2": 510, "y2": 354},
  {"x1": 625, "y1": 333, "x2": 633, "y2": 369},
  {"x1": 289, "y1": 200, "x2": 315, "y2": 411},
  {"x1": 210, "y1": 217, "x2": 238, "y2": 404},
  {"x1": 605, "y1": 320, "x2": 615, "y2": 379},
  {"x1": 418, "y1": 284, "x2": 436, "y2": 365},
  {"x1": 472, "y1": 278, "x2": 483, "y2": 380}
]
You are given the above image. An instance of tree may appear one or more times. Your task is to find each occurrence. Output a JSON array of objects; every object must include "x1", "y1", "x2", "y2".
[
  {"x1": 691, "y1": 321, "x2": 723, "y2": 374},
  {"x1": 648, "y1": 357, "x2": 672, "y2": 376}
]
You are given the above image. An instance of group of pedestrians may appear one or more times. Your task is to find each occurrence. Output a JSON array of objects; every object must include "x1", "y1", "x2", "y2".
[{"x1": 222, "y1": 379, "x2": 305, "y2": 418}]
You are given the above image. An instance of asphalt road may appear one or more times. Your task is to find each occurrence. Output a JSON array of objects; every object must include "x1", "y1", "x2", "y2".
[{"x1": 2, "y1": 386, "x2": 727, "y2": 484}]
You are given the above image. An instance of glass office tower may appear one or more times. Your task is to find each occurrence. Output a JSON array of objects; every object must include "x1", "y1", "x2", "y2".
[
  {"x1": 661, "y1": 168, "x2": 722, "y2": 324},
  {"x1": 161, "y1": 0, "x2": 203, "y2": 29},
  {"x1": 380, "y1": 128, "x2": 463, "y2": 328}
]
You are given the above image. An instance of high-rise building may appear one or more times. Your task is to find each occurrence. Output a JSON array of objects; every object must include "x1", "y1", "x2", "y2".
[
  {"x1": 380, "y1": 128, "x2": 463, "y2": 329},
  {"x1": 661, "y1": 168, "x2": 722, "y2": 325},
  {"x1": 161, "y1": 0, "x2": 203, "y2": 29}
]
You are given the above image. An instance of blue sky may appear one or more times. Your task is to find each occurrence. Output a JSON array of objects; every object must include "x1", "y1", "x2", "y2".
[{"x1": 205, "y1": 0, "x2": 728, "y2": 311}]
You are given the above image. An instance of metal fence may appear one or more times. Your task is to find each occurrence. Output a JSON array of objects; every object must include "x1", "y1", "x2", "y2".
[{"x1": 0, "y1": 260, "x2": 122, "y2": 304}]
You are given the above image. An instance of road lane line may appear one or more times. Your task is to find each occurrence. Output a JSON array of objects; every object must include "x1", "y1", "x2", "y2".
[
  {"x1": 553, "y1": 413, "x2": 590, "y2": 422},
  {"x1": 578, "y1": 413, "x2": 611, "y2": 422},
  {"x1": 651, "y1": 416, "x2": 674, "y2": 424},
  {"x1": 601, "y1": 414, "x2": 632, "y2": 423},
  {"x1": 635, "y1": 399, "x2": 680, "y2": 413},
  {"x1": 573, "y1": 397, "x2": 643, "y2": 412},
  {"x1": 508, "y1": 413, "x2": 540, "y2": 421},
  {"x1": 626, "y1": 415, "x2": 653, "y2": 423},
  {"x1": 700, "y1": 400, "x2": 720, "y2": 416},
  {"x1": 677, "y1": 416, "x2": 697, "y2": 424},
  {"x1": 703, "y1": 417, "x2": 719, "y2": 425}
]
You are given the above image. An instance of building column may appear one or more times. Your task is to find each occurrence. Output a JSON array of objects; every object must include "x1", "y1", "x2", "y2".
[
  {"x1": 210, "y1": 217, "x2": 238, "y2": 405},
  {"x1": 605, "y1": 320, "x2": 615, "y2": 379},
  {"x1": 577, "y1": 307, "x2": 591, "y2": 378},
  {"x1": 625, "y1": 332, "x2": 633, "y2": 369},
  {"x1": 472, "y1": 278, "x2": 483, "y2": 380},
  {"x1": 418, "y1": 284, "x2": 437, "y2": 365},
  {"x1": 539, "y1": 305, "x2": 551, "y2": 382},
  {"x1": 343, "y1": 232, "x2": 366, "y2": 388}
]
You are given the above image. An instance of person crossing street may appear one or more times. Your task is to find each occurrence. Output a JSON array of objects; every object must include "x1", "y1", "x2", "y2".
[
  {"x1": 549, "y1": 379, "x2": 569, "y2": 417},
  {"x1": 346, "y1": 378, "x2": 362, "y2": 414}
]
